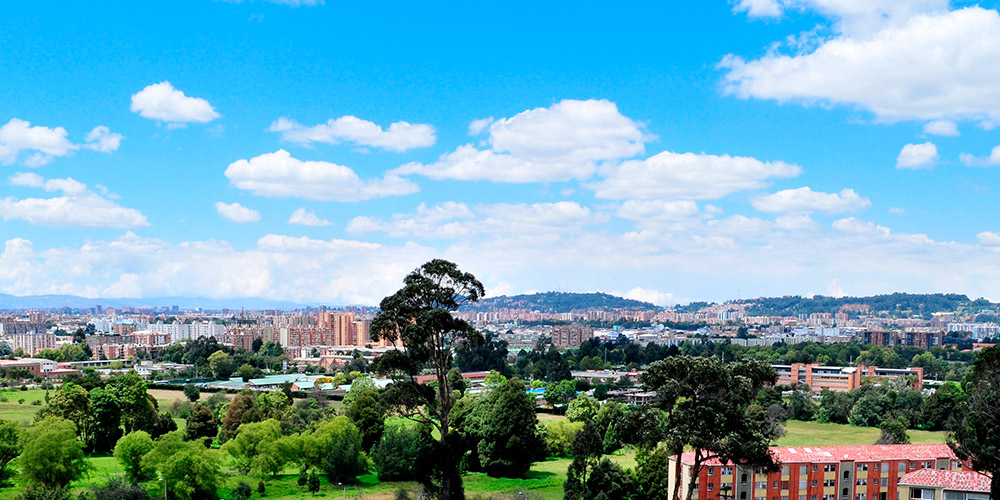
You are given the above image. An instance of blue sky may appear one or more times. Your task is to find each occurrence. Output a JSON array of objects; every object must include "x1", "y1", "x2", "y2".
[{"x1": 3, "y1": 0, "x2": 1000, "y2": 306}]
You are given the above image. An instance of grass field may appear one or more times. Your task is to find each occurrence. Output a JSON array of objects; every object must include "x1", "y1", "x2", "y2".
[
  {"x1": 0, "y1": 389, "x2": 46, "y2": 423},
  {"x1": 776, "y1": 420, "x2": 947, "y2": 447},
  {"x1": 0, "y1": 416, "x2": 951, "y2": 500}
]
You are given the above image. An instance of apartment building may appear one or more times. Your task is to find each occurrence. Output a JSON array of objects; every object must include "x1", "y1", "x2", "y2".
[
  {"x1": 898, "y1": 469, "x2": 990, "y2": 500},
  {"x1": 774, "y1": 364, "x2": 923, "y2": 392},
  {"x1": 669, "y1": 444, "x2": 964, "y2": 500},
  {"x1": 861, "y1": 331, "x2": 943, "y2": 349},
  {"x1": 550, "y1": 325, "x2": 594, "y2": 347}
]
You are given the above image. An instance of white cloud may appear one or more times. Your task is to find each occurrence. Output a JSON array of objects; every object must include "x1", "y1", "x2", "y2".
[
  {"x1": 774, "y1": 214, "x2": 817, "y2": 231},
  {"x1": 395, "y1": 99, "x2": 647, "y2": 183},
  {"x1": 130, "y1": 81, "x2": 220, "y2": 124},
  {"x1": 592, "y1": 150, "x2": 801, "y2": 200},
  {"x1": 734, "y1": 0, "x2": 783, "y2": 18},
  {"x1": 0, "y1": 175, "x2": 148, "y2": 228},
  {"x1": 722, "y1": 7, "x2": 1000, "y2": 122},
  {"x1": 225, "y1": 149, "x2": 419, "y2": 201},
  {"x1": 621, "y1": 287, "x2": 676, "y2": 306},
  {"x1": 83, "y1": 126, "x2": 124, "y2": 152},
  {"x1": 923, "y1": 119, "x2": 959, "y2": 137},
  {"x1": 896, "y1": 142, "x2": 938, "y2": 169},
  {"x1": 215, "y1": 202, "x2": 261, "y2": 223},
  {"x1": 268, "y1": 116, "x2": 435, "y2": 152},
  {"x1": 889, "y1": 207, "x2": 906, "y2": 215},
  {"x1": 346, "y1": 201, "x2": 601, "y2": 239},
  {"x1": 0, "y1": 118, "x2": 74, "y2": 166},
  {"x1": 9, "y1": 172, "x2": 44, "y2": 188},
  {"x1": 958, "y1": 145, "x2": 1000, "y2": 167},
  {"x1": 977, "y1": 231, "x2": 1000, "y2": 246},
  {"x1": 468, "y1": 117, "x2": 494, "y2": 135},
  {"x1": 752, "y1": 187, "x2": 870, "y2": 214},
  {"x1": 288, "y1": 208, "x2": 331, "y2": 226}
]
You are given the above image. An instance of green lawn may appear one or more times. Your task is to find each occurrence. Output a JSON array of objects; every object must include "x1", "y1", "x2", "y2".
[
  {"x1": 775, "y1": 420, "x2": 947, "y2": 447},
  {"x1": 0, "y1": 389, "x2": 47, "y2": 423}
]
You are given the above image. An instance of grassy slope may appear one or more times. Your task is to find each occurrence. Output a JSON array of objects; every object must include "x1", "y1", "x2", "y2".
[{"x1": 0, "y1": 418, "x2": 948, "y2": 500}]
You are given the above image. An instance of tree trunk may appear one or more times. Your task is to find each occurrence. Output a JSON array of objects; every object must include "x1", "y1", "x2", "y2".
[
  {"x1": 439, "y1": 428, "x2": 465, "y2": 500},
  {"x1": 673, "y1": 448, "x2": 684, "y2": 500},
  {"x1": 991, "y1": 471, "x2": 999, "y2": 500}
]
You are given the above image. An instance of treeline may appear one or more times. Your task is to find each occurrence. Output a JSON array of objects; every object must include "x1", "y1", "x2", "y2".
[
  {"x1": 461, "y1": 292, "x2": 659, "y2": 313},
  {"x1": 741, "y1": 292, "x2": 979, "y2": 317}
]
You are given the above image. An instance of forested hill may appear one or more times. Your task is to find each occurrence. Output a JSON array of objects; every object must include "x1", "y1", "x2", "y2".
[
  {"x1": 741, "y1": 293, "x2": 991, "y2": 317},
  {"x1": 462, "y1": 292, "x2": 659, "y2": 313}
]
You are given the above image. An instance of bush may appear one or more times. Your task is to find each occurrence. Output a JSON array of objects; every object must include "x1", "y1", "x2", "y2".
[
  {"x1": 230, "y1": 482, "x2": 251, "y2": 500},
  {"x1": 91, "y1": 476, "x2": 151, "y2": 500},
  {"x1": 543, "y1": 419, "x2": 583, "y2": 457},
  {"x1": 13, "y1": 486, "x2": 71, "y2": 500},
  {"x1": 31, "y1": 400, "x2": 41, "y2": 406},
  {"x1": 371, "y1": 424, "x2": 435, "y2": 482}
]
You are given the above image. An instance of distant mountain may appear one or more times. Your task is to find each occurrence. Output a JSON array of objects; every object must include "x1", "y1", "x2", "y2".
[
  {"x1": 0, "y1": 294, "x2": 317, "y2": 311},
  {"x1": 462, "y1": 292, "x2": 659, "y2": 313}
]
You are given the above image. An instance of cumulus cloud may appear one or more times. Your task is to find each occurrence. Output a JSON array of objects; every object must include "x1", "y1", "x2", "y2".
[
  {"x1": 346, "y1": 201, "x2": 601, "y2": 239},
  {"x1": 269, "y1": 116, "x2": 435, "y2": 152},
  {"x1": 774, "y1": 214, "x2": 818, "y2": 231},
  {"x1": 591, "y1": 150, "x2": 800, "y2": 200},
  {"x1": 288, "y1": 208, "x2": 331, "y2": 226},
  {"x1": 215, "y1": 202, "x2": 260, "y2": 223},
  {"x1": 0, "y1": 175, "x2": 148, "y2": 228},
  {"x1": 752, "y1": 187, "x2": 870, "y2": 214},
  {"x1": 83, "y1": 126, "x2": 124, "y2": 152},
  {"x1": 130, "y1": 81, "x2": 220, "y2": 124},
  {"x1": 225, "y1": 149, "x2": 419, "y2": 201},
  {"x1": 896, "y1": 142, "x2": 938, "y2": 169},
  {"x1": 0, "y1": 118, "x2": 75, "y2": 166},
  {"x1": 733, "y1": 0, "x2": 783, "y2": 18},
  {"x1": 923, "y1": 119, "x2": 959, "y2": 137},
  {"x1": 395, "y1": 99, "x2": 647, "y2": 183},
  {"x1": 722, "y1": 7, "x2": 1000, "y2": 123},
  {"x1": 889, "y1": 207, "x2": 906, "y2": 215},
  {"x1": 958, "y1": 145, "x2": 1000, "y2": 167},
  {"x1": 978, "y1": 231, "x2": 1000, "y2": 246},
  {"x1": 621, "y1": 287, "x2": 676, "y2": 306}
]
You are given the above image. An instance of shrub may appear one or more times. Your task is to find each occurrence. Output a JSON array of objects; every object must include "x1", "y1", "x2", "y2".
[
  {"x1": 230, "y1": 482, "x2": 251, "y2": 500},
  {"x1": 371, "y1": 424, "x2": 434, "y2": 482},
  {"x1": 91, "y1": 476, "x2": 151, "y2": 500}
]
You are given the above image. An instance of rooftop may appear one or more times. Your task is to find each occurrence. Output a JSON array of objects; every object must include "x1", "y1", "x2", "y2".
[
  {"x1": 679, "y1": 444, "x2": 956, "y2": 465},
  {"x1": 899, "y1": 469, "x2": 991, "y2": 492}
]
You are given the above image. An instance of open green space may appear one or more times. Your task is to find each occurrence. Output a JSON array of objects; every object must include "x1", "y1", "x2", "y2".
[
  {"x1": 0, "y1": 389, "x2": 47, "y2": 424},
  {"x1": 775, "y1": 419, "x2": 948, "y2": 447}
]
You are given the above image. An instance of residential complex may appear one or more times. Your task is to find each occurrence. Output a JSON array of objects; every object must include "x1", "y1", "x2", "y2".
[
  {"x1": 669, "y1": 444, "x2": 967, "y2": 500},
  {"x1": 898, "y1": 469, "x2": 991, "y2": 500},
  {"x1": 774, "y1": 364, "x2": 924, "y2": 392}
]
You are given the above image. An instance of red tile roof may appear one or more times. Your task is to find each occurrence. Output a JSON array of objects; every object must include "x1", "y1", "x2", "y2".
[
  {"x1": 678, "y1": 444, "x2": 956, "y2": 466},
  {"x1": 899, "y1": 469, "x2": 992, "y2": 492}
]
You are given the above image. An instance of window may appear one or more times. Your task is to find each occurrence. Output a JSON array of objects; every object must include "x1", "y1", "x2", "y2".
[
  {"x1": 925, "y1": 462, "x2": 934, "y2": 469},
  {"x1": 709, "y1": 484, "x2": 715, "y2": 491},
  {"x1": 843, "y1": 488, "x2": 849, "y2": 498},
  {"x1": 856, "y1": 494, "x2": 867, "y2": 500},
  {"x1": 825, "y1": 480, "x2": 836, "y2": 487},
  {"x1": 710, "y1": 469, "x2": 716, "y2": 476},
  {"x1": 910, "y1": 489, "x2": 934, "y2": 500},
  {"x1": 844, "y1": 471, "x2": 851, "y2": 480},
  {"x1": 814, "y1": 466, "x2": 820, "y2": 472},
  {"x1": 744, "y1": 474, "x2": 750, "y2": 485},
  {"x1": 812, "y1": 481, "x2": 819, "y2": 487},
  {"x1": 857, "y1": 479, "x2": 868, "y2": 486},
  {"x1": 757, "y1": 481, "x2": 768, "y2": 490},
  {"x1": 898, "y1": 464, "x2": 906, "y2": 474},
  {"x1": 858, "y1": 464, "x2": 869, "y2": 472},
  {"x1": 782, "y1": 482, "x2": 790, "y2": 490},
  {"x1": 882, "y1": 479, "x2": 889, "y2": 487},
  {"x1": 784, "y1": 466, "x2": 791, "y2": 476},
  {"x1": 742, "y1": 493, "x2": 748, "y2": 500},
  {"x1": 825, "y1": 465, "x2": 838, "y2": 473},
  {"x1": 775, "y1": 482, "x2": 780, "y2": 489},
  {"x1": 873, "y1": 464, "x2": 880, "y2": 472},
  {"x1": 800, "y1": 481, "x2": 808, "y2": 491},
  {"x1": 724, "y1": 468, "x2": 735, "y2": 475},
  {"x1": 824, "y1": 495, "x2": 835, "y2": 500},
  {"x1": 756, "y1": 496, "x2": 766, "y2": 500},
  {"x1": 801, "y1": 466, "x2": 808, "y2": 476}
]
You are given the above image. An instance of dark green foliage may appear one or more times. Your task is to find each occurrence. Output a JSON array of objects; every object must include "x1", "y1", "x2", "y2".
[
  {"x1": 91, "y1": 476, "x2": 151, "y2": 500},
  {"x1": 0, "y1": 419, "x2": 21, "y2": 485},
  {"x1": 345, "y1": 392, "x2": 384, "y2": 452},
  {"x1": 586, "y1": 459, "x2": 635, "y2": 500},
  {"x1": 231, "y1": 482, "x2": 251, "y2": 500},
  {"x1": 877, "y1": 416, "x2": 911, "y2": 444},
  {"x1": 848, "y1": 392, "x2": 893, "y2": 427},
  {"x1": 460, "y1": 291, "x2": 657, "y2": 314},
  {"x1": 455, "y1": 333, "x2": 510, "y2": 374},
  {"x1": 113, "y1": 431, "x2": 155, "y2": 483},
  {"x1": 635, "y1": 445, "x2": 673, "y2": 500},
  {"x1": 306, "y1": 470, "x2": 320, "y2": 495},
  {"x1": 372, "y1": 425, "x2": 436, "y2": 482},
  {"x1": 370, "y1": 259, "x2": 486, "y2": 500},
  {"x1": 88, "y1": 387, "x2": 122, "y2": 453},
  {"x1": 743, "y1": 292, "x2": 970, "y2": 317},
  {"x1": 563, "y1": 420, "x2": 603, "y2": 500},
  {"x1": 185, "y1": 404, "x2": 217, "y2": 445},
  {"x1": 257, "y1": 480, "x2": 266, "y2": 496},
  {"x1": 641, "y1": 356, "x2": 782, "y2": 500},
  {"x1": 13, "y1": 486, "x2": 71, "y2": 500},
  {"x1": 151, "y1": 437, "x2": 222, "y2": 500},
  {"x1": 474, "y1": 379, "x2": 544, "y2": 477},
  {"x1": 183, "y1": 384, "x2": 200, "y2": 402},
  {"x1": 221, "y1": 393, "x2": 258, "y2": 441},
  {"x1": 950, "y1": 345, "x2": 1000, "y2": 499}
]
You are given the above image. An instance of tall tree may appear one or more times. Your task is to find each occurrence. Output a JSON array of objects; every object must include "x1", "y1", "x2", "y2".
[
  {"x1": 113, "y1": 431, "x2": 155, "y2": 483},
  {"x1": 641, "y1": 356, "x2": 782, "y2": 500},
  {"x1": 18, "y1": 417, "x2": 91, "y2": 489},
  {"x1": 0, "y1": 419, "x2": 21, "y2": 486},
  {"x1": 371, "y1": 259, "x2": 485, "y2": 500},
  {"x1": 950, "y1": 345, "x2": 1000, "y2": 499},
  {"x1": 473, "y1": 378, "x2": 544, "y2": 477}
]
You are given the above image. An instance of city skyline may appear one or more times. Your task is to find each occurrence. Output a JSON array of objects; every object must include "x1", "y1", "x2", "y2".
[{"x1": 4, "y1": 1, "x2": 1000, "y2": 306}]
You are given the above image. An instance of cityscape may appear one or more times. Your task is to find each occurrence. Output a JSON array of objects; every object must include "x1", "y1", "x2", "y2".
[{"x1": 3, "y1": 1, "x2": 1000, "y2": 500}]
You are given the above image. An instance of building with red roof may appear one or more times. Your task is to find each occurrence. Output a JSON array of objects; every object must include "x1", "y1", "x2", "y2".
[
  {"x1": 898, "y1": 469, "x2": 990, "y2": 500},
  {"x1": 669, "y1": 444, "x2": 966, "y2": 500}
]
